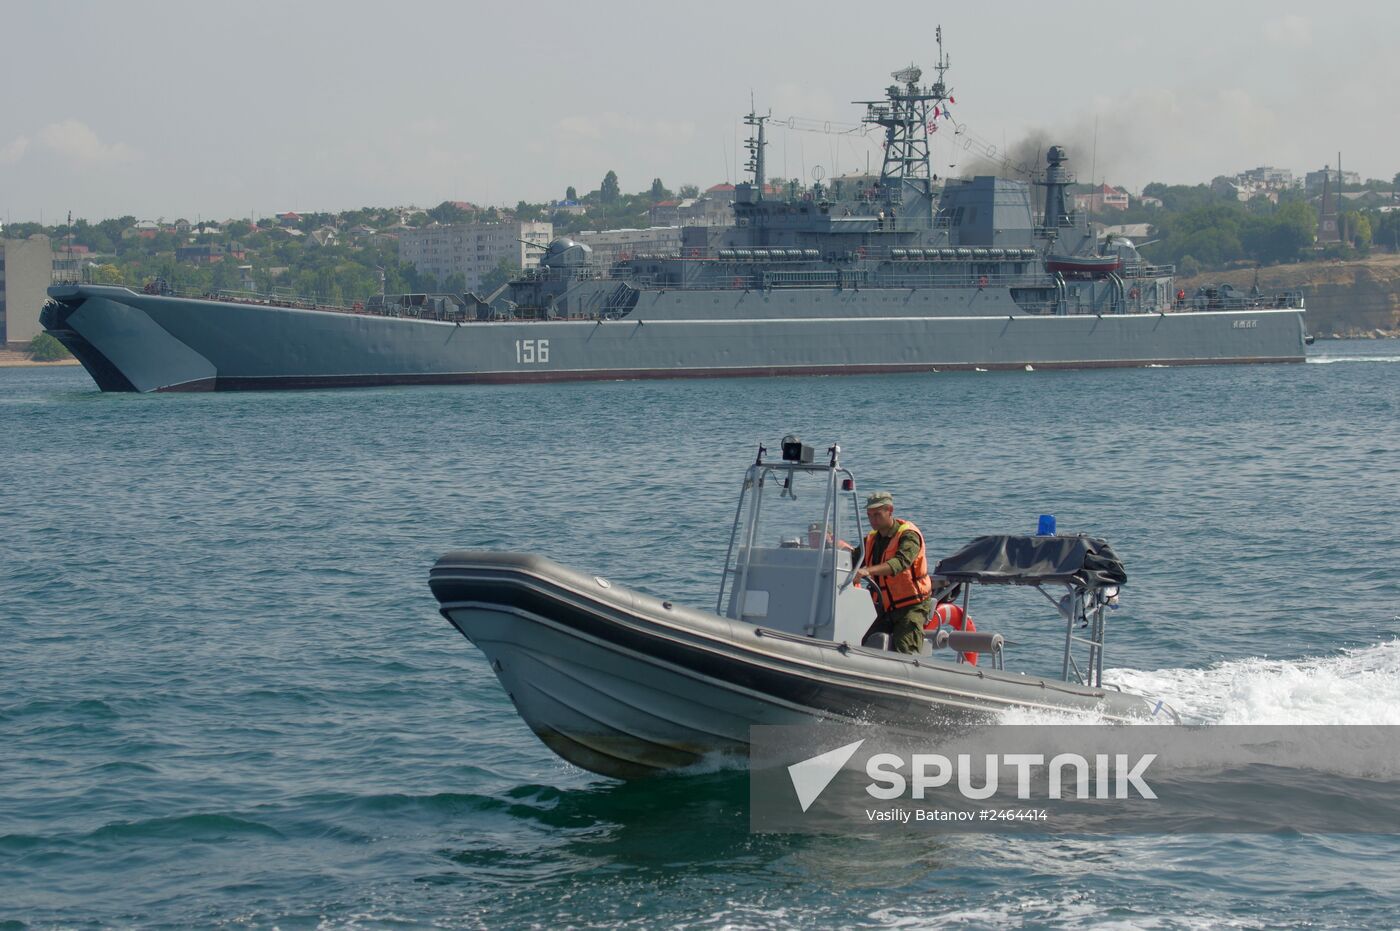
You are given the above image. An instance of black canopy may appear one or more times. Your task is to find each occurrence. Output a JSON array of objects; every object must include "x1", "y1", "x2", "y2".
[{"x1": 932, "y1": 534, "x2": 1127, "y2": 590}]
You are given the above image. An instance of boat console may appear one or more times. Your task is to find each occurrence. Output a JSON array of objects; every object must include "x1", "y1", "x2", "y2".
[{"x1": 717, "y1": 435, "x2": 1130, "y2": 687}]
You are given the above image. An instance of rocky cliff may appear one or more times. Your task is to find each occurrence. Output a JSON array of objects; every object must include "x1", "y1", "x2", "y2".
[{"x1": 1179, "y1": 255, "x2": 1400, "y2": 337}]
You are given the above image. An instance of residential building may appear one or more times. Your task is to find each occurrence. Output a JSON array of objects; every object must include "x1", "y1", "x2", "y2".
[
  {"x1": 1305, "y1": 166, "x2": 1360, "y2": 196},
  {"x1": 398, "y1": 220, "x2": 552, "y2": 290},
  {"x1": 51, "y1": 244, "x2": 89, "y2": 281},
  {"x1": 648, "y1": 200, "x2": 682, "y2": 226},
  {"x1": 1211, "y1": 176, "x2": 1279, "y2": 204},
  {"x1": 1072, "y1": 184, "x2": 1129, "y2": 212},
  {"x1": 1, "y1": 235, "x2": 54, "y2": 347},
  {"x1": 122, "y1": 219, "x2": 161, "y2": 240},
  {"x1": 1238, "y1": 166, "x2": 1295, "y2": 187},
  {"x1": 1338, "y1": 190, "x2": 1400, "y2": 209},
  {"x1": 570, "y1": 227, "x2": 682, "y2": 264},
  {"x1": 176, "y1": 243, "x2": 228, "y2": 265}
]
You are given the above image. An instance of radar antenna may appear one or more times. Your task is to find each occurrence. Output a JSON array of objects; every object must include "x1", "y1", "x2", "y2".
[
  {"x1": 853, "y1": 25, "x2": 954, "y2": 213},
  {"x1": 743, "y1": 103, "x2": 770, "y2": 200}
]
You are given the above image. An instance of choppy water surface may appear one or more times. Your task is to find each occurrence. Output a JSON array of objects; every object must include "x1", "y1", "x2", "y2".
[{"x1": 2, "y1": 342, "x2": 1398, "y2": 928}]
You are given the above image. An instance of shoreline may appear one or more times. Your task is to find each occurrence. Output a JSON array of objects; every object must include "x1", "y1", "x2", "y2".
[{"x1": 0, "y1": 350, "x2": 80, "y2": 368}]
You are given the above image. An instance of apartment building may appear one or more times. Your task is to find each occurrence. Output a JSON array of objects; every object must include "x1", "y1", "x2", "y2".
[
  {"x1": 1, "y1": 235, "x2": 53, "y2": 347},
  {"x1": 570, "y1": 227, "x2": 684, "y2": 265},
  {"x1": 399, "y1": 220, "x2": 552, "y2": 291}
]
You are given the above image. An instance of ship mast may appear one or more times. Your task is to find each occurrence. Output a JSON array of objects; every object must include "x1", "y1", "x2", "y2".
[
  {"x1": 855, "y1": 25, "x2": 951, "y2": 217},
  {"x1": 743, "y1": 105, "x2": 769, "y2": 201}
]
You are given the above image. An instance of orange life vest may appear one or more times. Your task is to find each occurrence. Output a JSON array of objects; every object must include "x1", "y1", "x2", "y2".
[
  {"x1": 925, "y1": 602, "x2": 979, "y2": 665},
  {"x1": 862, "y1": 519, "x2": 933, "y2": 612}
]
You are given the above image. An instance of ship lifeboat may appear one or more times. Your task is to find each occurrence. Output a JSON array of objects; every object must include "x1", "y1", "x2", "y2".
[{"x1": 1044, "y1": 254, "x2": 1123, "y2": 277}]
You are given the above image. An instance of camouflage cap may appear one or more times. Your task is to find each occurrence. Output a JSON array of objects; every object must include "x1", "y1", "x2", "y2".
[{"x1": 864, "y1": 491, "x2": 894, "y2": 510}]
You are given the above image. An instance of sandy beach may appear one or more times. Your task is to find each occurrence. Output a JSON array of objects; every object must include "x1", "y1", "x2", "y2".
[{"x1": 0, "y1": 349, "x2": 79, "y2": 367}]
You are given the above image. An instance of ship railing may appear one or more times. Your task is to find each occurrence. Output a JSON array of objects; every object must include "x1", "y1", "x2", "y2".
[
  {"x1": 864, "y1": 271, "x2": 1055, "y2": 289},
  {"x1": 1179, "y1": 291, "x2": 1305, "y2": 311},
  {"x1": 827, "y1": 215, "x2": 954, "y2": 232},
  {"x1": 681, "y1": 270, "x2": 1063, "y2": 291},
  {"x1": 69, "y1": 279, "x2": 489, "y2": 322}
]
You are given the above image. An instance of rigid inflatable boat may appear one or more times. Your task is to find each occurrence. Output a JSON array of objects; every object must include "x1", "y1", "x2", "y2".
[{"x1": 429, "y1": 437, "x2": 1176, "y2": 778}]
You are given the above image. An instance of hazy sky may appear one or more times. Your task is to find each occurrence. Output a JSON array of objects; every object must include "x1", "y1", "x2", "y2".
[{"x1": 4, "y1": 0, "x2": 1396, "y2": 224}]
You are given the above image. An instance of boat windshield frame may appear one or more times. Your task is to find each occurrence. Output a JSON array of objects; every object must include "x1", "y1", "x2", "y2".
[{"x1": 716, "y1": 443, "x2": 865, "y2": 638}]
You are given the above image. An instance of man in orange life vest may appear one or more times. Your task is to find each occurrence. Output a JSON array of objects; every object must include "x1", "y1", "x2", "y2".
[{"x1": 851, "y1": 491, "x2": 934, "y2": 654}]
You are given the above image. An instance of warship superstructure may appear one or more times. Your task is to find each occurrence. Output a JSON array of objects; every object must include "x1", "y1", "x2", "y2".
[{"x1": 43, "y1": 35, "x2": 1305, "y2": 392}]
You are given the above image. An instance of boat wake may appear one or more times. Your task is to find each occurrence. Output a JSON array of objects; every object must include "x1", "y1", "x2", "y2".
[
  {"x1": 1108, "y1": 638, "x2": 1400, "y2": 725},
  {"x1": 995, "y1": 639, "x2": 1400, "y2": 726},
  {"x1": 1306, "y1": 355, "x2": 1400, "y2": 364}
]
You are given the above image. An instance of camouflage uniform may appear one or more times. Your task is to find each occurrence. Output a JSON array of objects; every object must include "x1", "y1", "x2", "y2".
[{"x1": 861, "y1": 529, "x2": 932, "y2": 654}]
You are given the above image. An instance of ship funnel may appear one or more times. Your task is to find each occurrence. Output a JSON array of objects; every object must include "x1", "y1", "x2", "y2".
[{"x1": 1041, "y1": 146, "x2": 1074, "y2": 227}]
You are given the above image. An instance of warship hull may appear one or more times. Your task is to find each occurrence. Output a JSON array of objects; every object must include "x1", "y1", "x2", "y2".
[{"x1": 44, "y1": 284, "x2": 1305, "y2": 393}]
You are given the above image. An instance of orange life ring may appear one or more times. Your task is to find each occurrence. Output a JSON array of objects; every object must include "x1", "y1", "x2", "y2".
[
  {"x1": 977, "y1": 275, "x2": 989, "y2": 288},
  {"x1": 855, "y1": 246, "x2": 867, "y2": 259},
  {"x1": 688, "y1": 247, "x2": 701, "y2": 259},
  {"x1": 926, "y1": 603, "x2": 979, "y2": 665},
  {"x1": 733, "y1": 276, "x2": 744, "y2": 288},
  {"x1": 1128, "y1": 287, "x2": 1140, "y2": 299}
]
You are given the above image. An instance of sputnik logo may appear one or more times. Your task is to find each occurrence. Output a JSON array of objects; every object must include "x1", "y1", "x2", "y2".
[{"x1": 787, "y1": 739, "x2": 864, "y2": 812}]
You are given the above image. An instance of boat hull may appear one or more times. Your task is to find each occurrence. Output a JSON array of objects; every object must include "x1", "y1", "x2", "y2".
[
  {"x1": 45, "y1": 285, "x2": 1306, "y2": 393},
  {"x1": 429, "y1": 552, "x2": 1167, "y2": 779}
]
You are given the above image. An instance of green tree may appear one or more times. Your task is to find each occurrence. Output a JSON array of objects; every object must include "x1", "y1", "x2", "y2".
[
  {"x1": 1373, "y1": 209, "x2": 1400, "y2": 251},
  {"x1": 89, "y1": 263, "x2": 124, "y2": 284},
  {"x1": 649, "y1": 178, "x2": 670, "y2": 201},
  {"x1": 5, "y1": 222, "x2": 46, "y2": 239},
  {"x1": 565, "y1": 185, "x2": 578, "y2": 202},
  {"x1": 479, "y1": 258, "x2": 519, "y2": 293},
  {"x1": 427, "y1": 201, "x2": 472, "y2": 225},
  {"x1": 1141, "y1": 182, "x2": 1217, "y2": 213},
  {"x1": 678, "y1": 184, "x2": 699, "y2": 198},
  {"x1": 600, "y1": 170, "x2": 620, "y2": 204},
  {"x1": 1241, "y1": 202, "x2": 1315, "y2": 265},
  {"x1": 28, "y1": 332, "x2": 71, "y2": 361},
  {"x1": 1343, "y1": 211, "x2": 1372, "y2": 248}
]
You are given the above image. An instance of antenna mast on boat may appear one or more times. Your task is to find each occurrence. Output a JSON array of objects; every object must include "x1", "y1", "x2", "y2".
[
  {"x1": 743, "y1": 103, "x2": 769, "y2": 201},
  {"x1": 854, "y1": 25, "x2": 951, "y2": 217}
]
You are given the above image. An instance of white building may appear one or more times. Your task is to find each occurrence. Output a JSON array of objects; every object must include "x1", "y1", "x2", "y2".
[
  {"x1": 1, "y1": 235, "x2": 53, "y2": 347},
  {"x1": 571, "y1": 227, "x2": 683, "y2": 265},
  {"x1": 1306, "y1": 166, "x2": 1361, "y2": 196},
  {"x1": 1239, "y1": 166, "x2": 1295, "y2": 187},
  {"x1": 399, "y1": 220, "x2": 552, "y2": 291}
]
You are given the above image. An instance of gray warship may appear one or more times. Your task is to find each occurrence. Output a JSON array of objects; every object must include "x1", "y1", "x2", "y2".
[{"x1": 44, "y1": 37, "x2": 1305, "y2": 392}]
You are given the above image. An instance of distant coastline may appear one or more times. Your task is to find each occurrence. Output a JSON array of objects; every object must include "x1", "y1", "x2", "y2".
[{"x1": 0, "y1": 349, "x2": 79, "y2": 367}]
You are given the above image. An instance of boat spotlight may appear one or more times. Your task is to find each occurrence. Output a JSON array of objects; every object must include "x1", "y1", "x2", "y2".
[{"x1": 781, "y1": 434, "x2": 814, "y2": 463}]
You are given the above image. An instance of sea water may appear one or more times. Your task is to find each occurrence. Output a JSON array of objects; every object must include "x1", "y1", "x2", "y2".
[{"x1": 2, "y1": 341, "x2": 1397, "y2": 928}]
